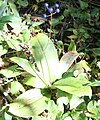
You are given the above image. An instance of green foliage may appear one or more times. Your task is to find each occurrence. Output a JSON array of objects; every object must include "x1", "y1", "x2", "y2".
[{"x1": 0, "y1": 0, "x2": 100, "y2": 120}]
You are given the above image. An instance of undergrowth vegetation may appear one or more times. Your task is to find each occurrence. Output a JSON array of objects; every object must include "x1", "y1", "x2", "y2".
[{"x1": 0, "y1": 0, "x2": 100, "y2": 120}]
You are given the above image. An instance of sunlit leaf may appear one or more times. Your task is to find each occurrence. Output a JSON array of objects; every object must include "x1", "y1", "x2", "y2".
[
  {"x1": 29, "y1": 33, "x2": 60, "y2": 85},
  {"x1": 88, "y1": 80, "x2": 100, "y2": 86},
  {"x1": 47, "y1": 100, "x2": 62, "y2": 120},
  {"x1": 59, "y1": 51, "x2": 79, "y2": 75},
  {"x1": 97, "y1": 61, "x2": 100, "y2": 69},
  {"x1": 0, "y1": 57, "x2": 5, "y2": 68},
  {"x1": 4, "y1": 112, "x2": 12, "y2": 120},
  {"x1": 70, "y1": 60, "x2": 91, "y2": 74},
  {"x1": 0, "y1": 15, "x2": 21, "y2": 24},
  {"x1": 23, "y1": 76, "x2": 45, "y2": 88},
  {"x1": 21, "y1": 28, "x2": 30, "y2": 43},
  {"x1": 57, "y1": 97, "x2": 69, "y2": 112},
  {"x1": 53, "y1": 77, "x2": 92, "y2": 97},
  {"x1": 87, "y1": 101, "x2": 97, "y2": 114},
  {"x1": 10, "y1": 57, "x2": 39, "y2": 77},
  {"x1": 0, "y1": 68, "x2": 23, "y2": 78},
  {"x1": 0, "y1": 15, "x2": 21, "y2": 30},
  {"x1": 71, "y1": 111, "x2": 87, "y2": 120},
  {"x1": 0, "y1": 0, "x2": 7, "y2": 15},
  {"x1": 10, "y1": 81, "x2": 25, "y2": 94},
  {"x1": 7, "y1": 39, "x2": 21, "y2": 51},
  {"x1": 0, "y1": 45, "x2": 7, "y2": 56},
  {"x1": 69, "y1": 95, "x2": 84, "y2": 110},
  {"x1": 8, "y1": 89, "x2": 48, "y2": 118},
  {"x1": 86, "y1": 100, "x2": 100, "y2": 119},
  {"x1": 8, "y1": 2, "x2": 19, "y2": 17}
]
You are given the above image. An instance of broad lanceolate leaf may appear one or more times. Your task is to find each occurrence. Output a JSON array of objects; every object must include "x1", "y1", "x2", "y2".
[
  {"x1": 0, "y1": 68, "x2": 23, "y2": 78},
  {"x1": 10, "y1": 57, "x2": 46, "y2": 86},
  {"x1": 70, "y1": 60, "x2": 91, "y2": 77},
  {"x1": 10, "y1": 81, "x2": 25, "y2": 94},
  {"x1": 8, "y1": 89, "x2": 48, "y2": 118},
  {"x1": 10, "y1": 57, "x2": 39, "y2": 77},
  {"x1": 7, "y1": 38, "x2": 21, "y2": 51},
  {"x1": 23, "y1": 76, "x2": 45, "y2": 88},
  {"x1": 59, "y1": 51, "x2": 79, "y2": 75},
  {"x1": 53, "y1": 77, "x2": 92, "y2": 97},
  {"x1": 0, "y1": 45, "x2": 7, "y2": 56},
  {"x1": 29, "y1": 33, "x2": 60, "y2": 86}
]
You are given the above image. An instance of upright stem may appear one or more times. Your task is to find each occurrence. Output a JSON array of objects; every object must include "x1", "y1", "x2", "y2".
[{"x1": 49, "y1": 13, "x2": 53, "y2": 38}]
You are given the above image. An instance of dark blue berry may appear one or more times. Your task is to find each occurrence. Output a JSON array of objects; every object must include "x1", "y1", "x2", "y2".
[
  {"x1": 48, "y1": 7, "x2": 53, "y2": 13},
  {"x1": 55, "y1": 3, "x2": 59, "y2": 8},
  {"x1": 43, "y1": 14, "x2": 47, "y2": 18},
  {"x1": 44, "y1": 3, "x2": 49, "y2": 7},
  {"x1": 56, "y1": 8, "x2": 60, "y2": 13},
  {"x1": 54, "y1": 39, "x2": 58, "y2": 43}
]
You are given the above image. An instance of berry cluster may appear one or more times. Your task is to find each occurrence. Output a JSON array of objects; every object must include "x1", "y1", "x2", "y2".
[{"x1": 43, "y1": 2, "x2": 60, "y2": 18}]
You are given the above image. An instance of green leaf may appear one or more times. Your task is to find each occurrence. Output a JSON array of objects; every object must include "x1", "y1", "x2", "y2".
[
  {"x1": 0, "y1": 0, "x2": 7, "y2": 15},
  {"x1": 4, "y1": 112, "x2": 12, "y2": 120},
  {"x1": 0, "y1": 67, "x2": 23, "y2": 78},
  {"x1": 88, "y1": 80, "x2": 100, "y2": 86},
  {"x1": 0, "y1": 15, "x2": 21, "y2": 30},
  {"x1": 87, "y1": 101, "x2": 98, "y2": 114},
  {"x1": 69, "y1": 95, "x2": 84, "y2": 110},
  {"x1": 52, "y1": 15, "x2": 64, "y2": 26},
  {"x1": 10, "y1": 81, "x2": 25, "y2": 94},
  {"x1": 97, "y1": 61, "x2": 100, "y2": 69},
  {"x1": 16, "y1": 0, "x2": 28, "y2": 7},
  {"x1": 71, "y1": 111, "x2": 88, "y2": 120},
  {"x1": 59, "y1": 51, "x2": 79, "y2": 75},
  {"x1": 7, "y1": 39, "x2": 21, "y2": 51},
  {"x1": 86, "y1": 100, "x2": 100, "y2": 119},
  {"x1": 70, "y1": 60, "x2": 91, "y2": 74},
  {"x1": 47, "y1": 100, "x2": 62, "y2": 120},
  {"x1": 23, "y1": 76, "x2": 45, "y2": 88},
  {"x1": 21, "y1": 29, "x2": 30, "y2": 43},
  {"x1": 0, "y1": 116, "x2": 5, "y2": 120},
  {"x1": 92, "y1": 48, "x2": 100, "y2": 56},
  {"x1": 53, "y1": 77, "x2": 92, "y2": 97},
  {"x1": 0, "y1": 45, "x2": 7, "y2": 56},
  {"x1": 68, "y1": 40, "x2": 76, "y2": 51},
  {"x1": 79, "y1": 0, "x2": 88, "y2": 10},
  {"x1": 8, "y1": 89, "x2": 48, "y2": 118},
  {"x1": 0, "y1": 15, "x2": 21, "y2": 24},
  {"x1": 57, "y1": 97, "x2": 69, "y2": 112},
  {"x1": 8, "y1": 1, "x2": 19, "y2": 17},
  {"x1": 63, "y1": 116, "x2": 72, "y2": 120},
  {"x1": 10, "y1": 57, "x2": 38, "y2": 77},
  {"x1": 32, "y1": 20, "x2": 45, "y2": 27},
  {"x1": 68, "y1": 35, "x2": 77, "y2": 39},
  {"x1": 10, "y1": 57, "x2": 47, "y2": 86},
  {"x1": 29, "y1": 33, "x2": 60, "y2": 85}
]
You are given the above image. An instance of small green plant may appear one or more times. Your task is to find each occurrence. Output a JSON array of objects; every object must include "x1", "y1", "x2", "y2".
[
  {"x1": 0, "y1": 0, "x2": 100, "y2": 120},
  {"x1": 0, "y1": 33, "x2": 93, "y2": 120}
]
